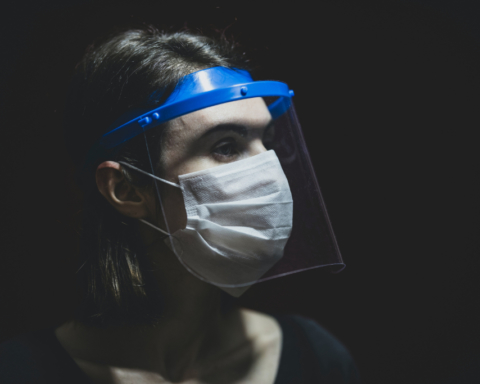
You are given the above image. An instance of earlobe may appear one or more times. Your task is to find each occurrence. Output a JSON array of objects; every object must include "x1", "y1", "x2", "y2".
[{"x1": 96, "y1": 161, "x2": 150, "y2": 219}]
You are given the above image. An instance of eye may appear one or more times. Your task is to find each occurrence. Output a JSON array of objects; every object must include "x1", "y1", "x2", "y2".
[{"x1": 212, "y1": 138, "x2": 238, "y2": 158}]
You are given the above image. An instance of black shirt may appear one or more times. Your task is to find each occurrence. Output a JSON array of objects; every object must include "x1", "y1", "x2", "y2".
[{"x1": 0, "y1": 315, "x2": 361, "y2": 384}]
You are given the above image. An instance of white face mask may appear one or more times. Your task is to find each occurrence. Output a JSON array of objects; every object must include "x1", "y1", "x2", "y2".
[{"x1": 121, "y1": 150, "x2": 293, "y2": 297}]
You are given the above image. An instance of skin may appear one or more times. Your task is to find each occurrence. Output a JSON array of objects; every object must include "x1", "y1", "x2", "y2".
[{"x1": 55, "y1": 97, "x2": 282, "y2": 384}]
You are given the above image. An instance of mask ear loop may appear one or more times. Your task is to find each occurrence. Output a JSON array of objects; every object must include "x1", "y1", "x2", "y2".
[
  {"x1": 118, "y1": 154, "x2": 181, "y2": 238},
  {"x1": 117, "y1": 161, "x2": 180, "y2": 188},
  {"x1": 138, "y1": 217, "x2": 170, "y2": 237}
]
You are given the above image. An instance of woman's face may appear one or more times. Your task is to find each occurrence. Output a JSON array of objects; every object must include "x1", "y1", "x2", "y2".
[{"x1": 153, "y1": 97, "x2": 273, "y2": 233}]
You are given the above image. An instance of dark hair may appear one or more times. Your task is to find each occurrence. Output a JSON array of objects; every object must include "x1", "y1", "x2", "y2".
[{"x1": 63, "y1": 27, "x2": 251, "y2": 327}]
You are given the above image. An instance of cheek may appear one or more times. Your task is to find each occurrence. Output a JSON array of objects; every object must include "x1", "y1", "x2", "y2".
[
  {"x1": 159, "y1": 185, "x2": 187, "y2": 233},
  {"x1": 175, "y1": 157, "x2": 219, "y2": 175}
]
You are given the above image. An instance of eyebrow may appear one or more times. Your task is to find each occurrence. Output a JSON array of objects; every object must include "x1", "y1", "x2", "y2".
[{"x1": 200, "y1": 121, "x2": 274, "y2": 139}]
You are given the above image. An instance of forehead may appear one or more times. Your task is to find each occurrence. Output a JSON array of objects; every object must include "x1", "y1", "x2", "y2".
[{"x1": 167, "y1": 97, "x2": 271, "y2": 138}]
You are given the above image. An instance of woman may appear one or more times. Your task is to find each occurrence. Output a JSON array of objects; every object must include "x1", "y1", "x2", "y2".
[{"x1": 0, "y1": 27, "x2": 359, "y2": 383}]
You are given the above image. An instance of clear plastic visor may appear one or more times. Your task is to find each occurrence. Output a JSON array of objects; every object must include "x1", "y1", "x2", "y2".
[{"x1": 127, "y1": 97, "x2": 344, "y2": 296}]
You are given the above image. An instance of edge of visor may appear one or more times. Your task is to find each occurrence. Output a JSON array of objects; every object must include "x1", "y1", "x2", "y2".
[
  {"x1": 255, "y1": 263, "x2": 347, "y2": 283},
  {"x1": 164, "y1": 228, "x2": 346, "y2": 288},
  {"x1": 177, "y1": 262, "x2": 347, "y2": 289},
  {"x1": 99, "y1": 81, "x2": 293, "y2": 150}
]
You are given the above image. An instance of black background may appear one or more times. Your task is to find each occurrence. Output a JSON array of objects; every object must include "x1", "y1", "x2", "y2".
[{"x1": 0, "y1": 1, "x2": 478, "y2": 383}]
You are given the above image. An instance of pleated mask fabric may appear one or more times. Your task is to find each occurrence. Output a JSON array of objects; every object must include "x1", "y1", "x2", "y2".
[{"x1": 166, "y1": 150, "x2": 293, "y2": 296}]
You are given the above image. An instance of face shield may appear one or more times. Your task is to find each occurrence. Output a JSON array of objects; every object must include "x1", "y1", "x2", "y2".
[{"x1": 87, "y1": 67, "x2": 344, "y2": 296}]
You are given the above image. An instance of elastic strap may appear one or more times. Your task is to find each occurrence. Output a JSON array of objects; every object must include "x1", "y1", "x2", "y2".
[
  {"x1": 118, "y1": 160, "x2": 176, "y2": 236},
  {"x1": 139, "y1": 219, "x2": 171, "y2": 236},
  {"x1": 118, "y1": 161, "x2": 180, "y2": 188}
]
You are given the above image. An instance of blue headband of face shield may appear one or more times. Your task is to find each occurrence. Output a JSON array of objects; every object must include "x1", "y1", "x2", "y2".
[
  {"x1": 81, "y1": 67, "x2": 294, "y2": 177},
  {"x1": 100, "y1": 66, "x2": 293, "y2": 150}
]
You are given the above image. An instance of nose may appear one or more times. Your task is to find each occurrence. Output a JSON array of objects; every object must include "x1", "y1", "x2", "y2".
[{"x1": 249, "y1": 137, "x2": 268, "y2": 157}]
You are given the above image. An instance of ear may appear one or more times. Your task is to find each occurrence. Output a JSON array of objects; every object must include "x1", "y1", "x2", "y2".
[{"x1": 96, "y1": 161, "x2": 152, "y2": 219}]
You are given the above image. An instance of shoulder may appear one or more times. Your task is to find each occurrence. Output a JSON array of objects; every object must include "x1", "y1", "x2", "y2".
[
  {"x1": 240, "y1": 308, "x2": 282, "y2": 340},
  {"x1": 236, "y1": 308, "x2": 283, "y2": 364},
  {"x1": 275, "y1": 314, "x2": 361, "y2": 384},
  {"x1": 0, "y1": 328, "x2": 90, "y2": 384}
]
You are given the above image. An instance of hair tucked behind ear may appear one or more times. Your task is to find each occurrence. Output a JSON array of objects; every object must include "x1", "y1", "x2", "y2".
[{"x1": 64, "y1": 26, "x2": 249, "y2": 327}]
